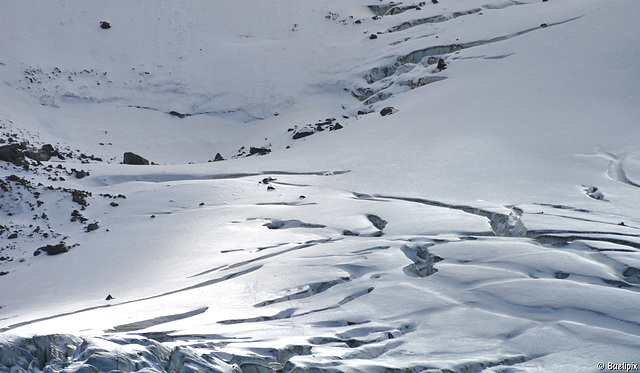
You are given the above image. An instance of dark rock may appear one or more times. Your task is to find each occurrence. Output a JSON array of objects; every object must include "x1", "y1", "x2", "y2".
[
  {"x1": 41, "y1": 144, "x2": 55, "y2": 155},
  {"x1": 36, "y1": 243, "x2": 68, "y2": 256},
  {"x1": 342, "y1": 230, "x2": 359, "y2": 236},
  {"x1": 30, "y1": 149, "x2": 48, "y2": 161},
  {"x1": 0, "y1": 271, "x2": 8, "y2": 276},
  {"x1": 299, "y1": 195, "x2": 306, "y2": 199},
  {"x1": 213, "y1": 152, "x2": 224, "y2": 162},
  {"x1": 267, "y1": 186, "x2": 276, "y2": 191},
  {"x1": 100, "y1": 21, "x2": 111, "y2": 29},
  {"x1": 199, "y1": 202, "x2": 205, "y2": 206},
  {"x1": 249, "y1": 147, "x2": 271, "y2": 156},
  {"x1": 7, "y1": 174, "x2": 21, "y2": 182},
  {"x1": 8, "y1": 232, "x2": 18, "y2": 239},
  {"x1": 106, "y1": 294, "x2": 114, "y2": 300},
  {"x1": 71, "y1": 210, "x2": 88, "y2": 223},
  {"x1": 540, "y1": 23, "x2": 548, "y2": 28},
  {"x1": 380, "y1": 107, "x2": 396, "y2": 116},
  {"x1": 0, "y1": 144, "x2": 26, "y2": 166},
  {"x1": 110, "y1": 201, "x2": 119, "y2": 207},
  {"x1": 33, "y1": 144, "x2": 58, "y2": 161},
  {"x1": 619, "y1": 222, "x2": 626, "y2": 226},
  {"x1": 86, "y1": 222, "x2": 99, "y2": 232},
  {"x1": 331, "y1": 123, "x2": 344, "y2": 131},
  {"x1": 260, "y1": 177, "x2": 275, "y2": 184},
  {"x1": 366, "y1": 214, "x2": 388, "y2": 230},
  {"x1": 293, "y1": 130, "x2": 314, "y2": 139},
  {"x1": 437, "y1": 58, "x2": 447, "y2": 70},
  {"x1": 71, "y1": 190, "x2": 90, "y2": 207},
  {"x1": 369, "y1": 34, "x2": 378, "y2": 40},
  {"x1": 151, "y1": 215, "x2": 156, "y2": 218},
  {"x1": 123, "y1": 152, "x2": 150, "y2": 165},
  {"x1": 73, "y1": 169, "x2": 89, "y2": 179},
  {"x1": 23, "y1": 149, "x2": 41, "y2": 162},
  {"x1": 169, "y1": 111, "x2": 188, "y2": 118},
  {"x1": 432, "y1": 0, "x2": 438, "y2": 3}
]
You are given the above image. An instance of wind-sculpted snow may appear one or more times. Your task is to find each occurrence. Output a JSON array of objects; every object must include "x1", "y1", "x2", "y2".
[{"x1": 2, "y1": 171, "x2": 640, "y2": 371}]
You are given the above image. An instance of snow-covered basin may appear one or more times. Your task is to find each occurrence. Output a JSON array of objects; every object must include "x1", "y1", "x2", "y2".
[{"x1": 1, "y1": 0, "x2": 640, "y2": 371}]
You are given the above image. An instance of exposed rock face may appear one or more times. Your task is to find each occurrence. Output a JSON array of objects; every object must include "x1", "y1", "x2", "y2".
[
  {"x1": 99, "y1": 21, "x2": 111, "y2": 29},
  {"x1": 123, "y1": 152, "x2": 149, "y2": 165}
]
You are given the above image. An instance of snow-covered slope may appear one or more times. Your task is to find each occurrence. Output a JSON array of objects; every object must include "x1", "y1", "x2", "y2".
[{"x1": 1, "y1": 0, "x2": 640, "y2": 372}]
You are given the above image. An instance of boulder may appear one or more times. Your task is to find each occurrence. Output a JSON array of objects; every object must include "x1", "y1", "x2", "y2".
[
  {"x1": 73, "y1": 169, "x2": 89, "y2": 179},
  {"x1": 0, "y1": 144, "x2": 25, "y2": 166},
  {"x1": 249, "y1": 147, "x2": 271, "y2": 156},
  {"x1": 293, "y1": 130, "x2": 314, "y2": 139},
  {"x1": 86, "y1": 223, "x2": 100, "y2": 232},
  {"x1": 35, "y1": 243, "x2": 68, "y2": 256},
  {"x1": 380, "y1": 107, "x2": 396, "y2": 116},
  {"x1": 366, "y1": 214, "x2": 388, "y2": 230},
  {"x1": 123, "y1": 152, "x2": 149, "y2": 165}
]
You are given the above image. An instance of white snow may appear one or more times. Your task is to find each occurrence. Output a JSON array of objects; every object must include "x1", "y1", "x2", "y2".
[{"x1": 1, "y1": 0, "x2": 640, "y2": 372}]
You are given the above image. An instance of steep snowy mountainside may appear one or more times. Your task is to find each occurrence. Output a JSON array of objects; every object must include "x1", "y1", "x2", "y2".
[{"x1": 1, "y1": 0, "x2": 640, "y2": 372}]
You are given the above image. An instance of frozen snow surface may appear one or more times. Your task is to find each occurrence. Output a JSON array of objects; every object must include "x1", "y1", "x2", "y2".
[{"x1": 1, "y1": 0, "x2": 640, "y2": 372}]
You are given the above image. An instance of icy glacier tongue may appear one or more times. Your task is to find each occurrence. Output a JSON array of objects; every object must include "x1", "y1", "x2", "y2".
[{"x1": 1, "y1": 0, "x2": 640, "y2": 372}]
